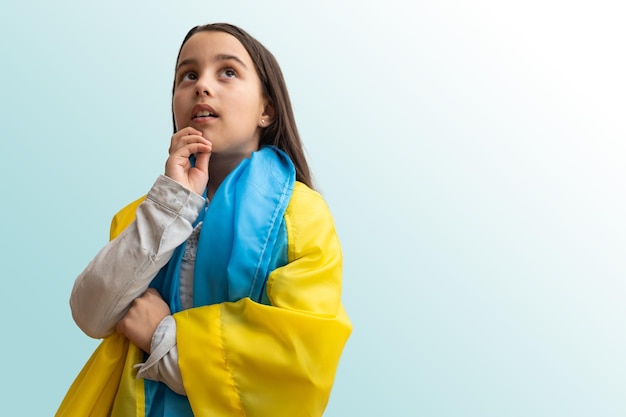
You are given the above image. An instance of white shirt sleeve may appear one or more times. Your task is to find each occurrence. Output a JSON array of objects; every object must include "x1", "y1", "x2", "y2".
[
  {"x1": 133, "y1": 222, "x2": 202, "y2": 395},
  {"x1": 135, "y1": 315, "x2": 186, "y2": 395},
  {"x1": 70, "y1": 175, "x2": 206, "y2": 339}
]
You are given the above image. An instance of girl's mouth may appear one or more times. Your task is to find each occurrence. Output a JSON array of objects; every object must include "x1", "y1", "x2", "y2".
[
  {"x1": 193, "y1": 110, "x2": 218, "y2": 120},
  {"x1": 191, "y1": 103, "x2": 219, "y2": 121}
]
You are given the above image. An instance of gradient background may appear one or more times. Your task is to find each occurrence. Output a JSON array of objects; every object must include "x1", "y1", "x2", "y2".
[{"x1": 2, "y1": 0, "x2": 625, "y2": 415}]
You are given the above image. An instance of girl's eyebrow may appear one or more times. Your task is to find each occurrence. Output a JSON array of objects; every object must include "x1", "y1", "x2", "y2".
[
  {"x1": 214, "y1": 54, "x2": 248, "y2": 69},
  {"x1": 176, "y1": 54, "x2": 248, "y2": 71},
  {"x1": 176, "y1": 58, "x2": 197, "y2": 72}
]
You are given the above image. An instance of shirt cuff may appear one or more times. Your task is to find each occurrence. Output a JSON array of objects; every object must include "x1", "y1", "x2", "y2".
[
  {"x1": 147, "y1": 175, "x2": 206, "y2": 225},
  {"x1": 135, "y1": 315, "x2": 186, "y2": 395}
]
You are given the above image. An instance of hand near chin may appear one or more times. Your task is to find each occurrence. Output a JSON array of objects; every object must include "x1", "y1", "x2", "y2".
[
  {"x1": 116, "y1": 289, "x2": 170, "y2": 353},
  {"x1": 165, "y1": 126, "x2": 212, "y2": 195}
]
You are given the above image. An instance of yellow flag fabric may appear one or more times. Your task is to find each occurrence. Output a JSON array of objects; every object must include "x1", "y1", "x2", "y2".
[
  {"x1": 176, "y1": 183, "x2": 352, "y2": 416},
  {"x1": 56, "y1": 195, "x2": 146, "y2": 417},
  {"x1": 56, "y1": 182, "x2": 351, "y2": 416}
]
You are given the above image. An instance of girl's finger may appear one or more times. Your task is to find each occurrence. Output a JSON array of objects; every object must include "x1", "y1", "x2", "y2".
[
  {"x1": 171, "y1": 142, "x2": 212, "y2": 159},
  {"x1": 169, "y1": 134, "x2": 210, "y2": 154}
]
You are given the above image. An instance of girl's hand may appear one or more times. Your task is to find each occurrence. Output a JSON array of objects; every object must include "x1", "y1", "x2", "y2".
[
  {"x1": 116, "y1": 288, "x2": 170, "y2": 353},
  {"x1": 165, "y1": 127, "x2": 212, "y2": 195}
]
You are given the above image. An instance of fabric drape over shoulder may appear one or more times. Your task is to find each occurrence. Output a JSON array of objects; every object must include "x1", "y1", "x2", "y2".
[{"x1": 57, "y1": 147, "x2": 351, "y2": 417}]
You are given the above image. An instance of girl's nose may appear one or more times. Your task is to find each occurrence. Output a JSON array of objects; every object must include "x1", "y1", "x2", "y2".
[
  {"x1": 194, "y1": 75, "x2": 213, "y2": 97},
  {"x1": 196, "y1": 75, "x2": 212, "y2": 97}
]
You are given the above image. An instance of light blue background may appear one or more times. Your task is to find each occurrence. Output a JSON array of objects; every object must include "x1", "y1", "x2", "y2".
[{"x1": 1, "y1": 0, "x2": 625, "y2": 415}]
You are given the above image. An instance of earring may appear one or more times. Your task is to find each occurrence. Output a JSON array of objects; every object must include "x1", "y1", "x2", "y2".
[{"x1": 261, "y1": 119, "x2": 265, "y2": 124}]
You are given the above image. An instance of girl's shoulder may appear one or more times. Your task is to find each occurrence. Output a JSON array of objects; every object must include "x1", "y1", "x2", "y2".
[
  {"x1": 285, "y1": 181, "x2": 336, "y2": 228},
  {"x1": 109, "y1": 195, "x2": 146, "y2": 240},
  {"x1": 288, "y1": 181, "x2": 329, "y2": 212}
]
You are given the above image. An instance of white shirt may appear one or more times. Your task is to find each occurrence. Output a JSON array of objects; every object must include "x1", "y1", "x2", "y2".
[{"x1": 70, "y1": 175, "x2": 207, "y2": 395}]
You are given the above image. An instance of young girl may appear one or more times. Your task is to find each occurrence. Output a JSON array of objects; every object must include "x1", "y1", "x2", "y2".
[{"x1": 57, "y1": 23, "x2": 351, "y2": 417}]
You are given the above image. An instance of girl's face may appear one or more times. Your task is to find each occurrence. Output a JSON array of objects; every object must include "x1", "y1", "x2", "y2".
[{"x1": 173, "y1": 31, "x2": 270, "y2": 157}]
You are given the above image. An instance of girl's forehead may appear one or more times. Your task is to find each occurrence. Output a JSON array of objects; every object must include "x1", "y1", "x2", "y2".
[{"x1": 178, "y1": 31, "x2": 251, "y2": 64}]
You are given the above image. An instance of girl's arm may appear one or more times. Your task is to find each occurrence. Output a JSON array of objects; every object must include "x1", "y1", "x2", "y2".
[
  {"x1": 70, "y1": 175, "x2": 205, "y2": 339},
  {"x1": 71, "y1": 126, "x2": 210, "y2": 339}
]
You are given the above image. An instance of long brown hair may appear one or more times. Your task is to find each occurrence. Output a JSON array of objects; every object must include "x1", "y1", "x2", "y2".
[{"x1": 172, "y1": 23, "x2": 314, "y2": 189}]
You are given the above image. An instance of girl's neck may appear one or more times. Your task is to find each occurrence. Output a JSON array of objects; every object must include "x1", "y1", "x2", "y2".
[{"x1": 206, "y1": 151, "x2": 252, "y2": 199}]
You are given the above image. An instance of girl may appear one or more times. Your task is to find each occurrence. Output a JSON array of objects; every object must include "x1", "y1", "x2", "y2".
[{"x1": 57, "y1": 23, "x2": 351, "y2": 417}]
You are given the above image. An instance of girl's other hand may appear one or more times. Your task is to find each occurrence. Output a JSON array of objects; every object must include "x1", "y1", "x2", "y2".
[
  {"x1": 116, "y1": 289, "x2": 171, "y2": 353},
  {"x1": 165, "y1": 127, "x2": 212, "y2": 195}
]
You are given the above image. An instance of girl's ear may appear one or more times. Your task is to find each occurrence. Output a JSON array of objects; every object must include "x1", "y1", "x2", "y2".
[{"x1": 259, "y1": 101, "x2": 275, "y2": 127}]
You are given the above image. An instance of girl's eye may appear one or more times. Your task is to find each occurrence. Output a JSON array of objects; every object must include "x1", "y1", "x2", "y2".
[
  {"x1": 181, "y1": 72, "x2": 197, "y2": 82},
  {"x1": 220, "y1": 68, "x2": 237, "y2": 79}
]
